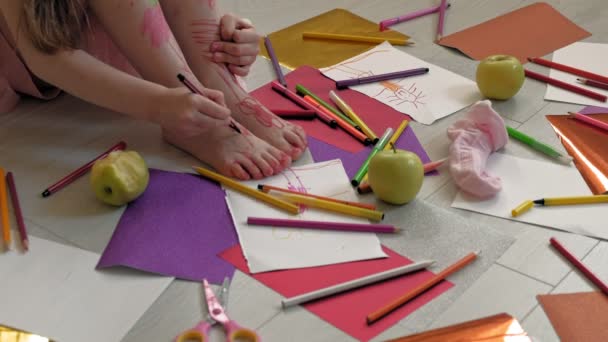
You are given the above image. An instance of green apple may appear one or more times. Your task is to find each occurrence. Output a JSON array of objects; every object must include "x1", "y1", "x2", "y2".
[
  {"x1": 90, "y1": 150, "x2": 149, "y2": 206},
  {"x1": 368, "y1": 148, "x2": 424, "y2": 205},
  {"x1": 476, "y1": 55, "x2": 525, "y2": 100}
]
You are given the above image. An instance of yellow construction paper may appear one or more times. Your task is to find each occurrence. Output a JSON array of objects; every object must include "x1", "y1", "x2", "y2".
[{"x1": 259, "y1": 8, "x2": 410, "y2": 69}]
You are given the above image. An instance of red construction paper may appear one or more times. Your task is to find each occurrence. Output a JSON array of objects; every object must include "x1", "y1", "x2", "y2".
[
  {"x1": 251, "y1": 65, "x2": 411, "y2": 154},
  {"x1": 220, "y1": 245, "x2": 453, "y2": 341}
]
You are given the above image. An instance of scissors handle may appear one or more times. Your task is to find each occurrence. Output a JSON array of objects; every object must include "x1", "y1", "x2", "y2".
[
  {"x1": 224, "y1": 320, "x2": 260, "y2": 342},
  {"x1": 175, "y1": 321, "x2": 211, "y2": 342}
]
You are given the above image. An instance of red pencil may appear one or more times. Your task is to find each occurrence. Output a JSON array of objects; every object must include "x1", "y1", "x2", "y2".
[
  {"x1": 528, "y1": 57, "x2": 608, "y2": 85},
  {"x1": 6, "y1": 172, "x2": 28, "y2": 251},
  {"x1": 524, "y1": 69, "x2": 607, "y2": 102},
  {"x1": 577, "y1": 78, "x2": 608, "y2": 91},
  {"x1": 41, "y1": 141, "x2": 127, "y2": 197},
  {"x1": 550, "y1": 237, "x2": 608, "y2": 296}
]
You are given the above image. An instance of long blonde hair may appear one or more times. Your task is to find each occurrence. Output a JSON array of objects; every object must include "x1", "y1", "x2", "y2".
[{"x1": 21, "y1": 0, "x2": 89, "y2": 53}]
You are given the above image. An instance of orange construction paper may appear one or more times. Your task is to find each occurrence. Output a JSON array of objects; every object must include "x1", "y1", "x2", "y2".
[
  {"x1": 385, "y1": 313, "x2": 530, "y2": 342},
  {"x1": 259, "y1": 8, "x2": 410, "y2": 69},
  {"x1": 438, "y1": 2, "x2": 591, "y2": 63},
  {"x1": 538, "y1": 291, "x2": 608, "y2": 342},
  {"x1": 546, "y1": 113, "x2": 608, "y2": 195}
]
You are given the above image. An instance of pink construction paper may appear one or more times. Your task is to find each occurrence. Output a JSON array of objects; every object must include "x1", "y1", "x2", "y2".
[
  {"x1": 220, "y1": 245, "x2": 453, "y2": 341},
  {"x1": 251, "y1": 65, "x2": 412, "y2": 154},
  {"x1": 97, "y1": 169, "x2": 237, "y2": 283}
]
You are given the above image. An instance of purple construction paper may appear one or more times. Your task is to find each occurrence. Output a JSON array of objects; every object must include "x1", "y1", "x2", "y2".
[
  {"x1": 97, "y1": 169, "x2": 237, "y2": 283},
  {"x1": 307, "y1": 126, "x2": 432, "y2": 179},
  {"x1": 579, "y1": 106, "x2": 608, "y2": 115}
]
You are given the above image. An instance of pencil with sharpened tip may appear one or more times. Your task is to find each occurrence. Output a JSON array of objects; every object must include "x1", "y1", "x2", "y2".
[
  {"x1": 577, "y1": 78, "x2": 608, "y2": 91},
  {"x1": 379, "y1": 3, "x2": 451, "y2": 31},
  {"x1": 6, "y1": 172, "x2": 28, "y2": 251},
  {"x1": 336, "y1": 68, "x2": 429, "y2": 89},
  {"x1": 528, "y1": 57, "x2": 608, "y2": 85},
  {"x1": 506, "y1": 126, "x2": 572, "y2": 164},
  {"x1": 192, "y1": 166, "x2": 300, "y2": 215},
  {"x1": 41, "y1": 141, "x2": 127, "y2": 197},
  {"x1": 295, "y1": 84, "x2": 360, "y2": 129},
  {"x1": 264, "y1": 36, "x2": 287, "y2": 87},
  {"x1": 0, "y1": 167, "x2": 10, "y2": 250},
  {"x1": 351, "y1": 127, "x2": 394, "y2": 187},
  {"x1": 329, "y1": 90, "x2": 378, "y2": 143},
  {"x1": 568, "y1": 111, "x2": 608, "y2": 133},
  {"x1": 274, "y1": 192, "x2": 385, "y2": 221},
  {"x1": 435, "y1": 0, "x2": 449, "y2": 42},
  {"x1": 258, "y1": 184, "x2": 376, "y2": 210},
  {"x1": 302, "y1": 32, "x2": 413, "y2": 46},
  {"x1": 524, "y1": 69, "x2": 607, "y2": 102},
  {"x1": 247, "y1": 217, "x2": 397, "y2": 234}
]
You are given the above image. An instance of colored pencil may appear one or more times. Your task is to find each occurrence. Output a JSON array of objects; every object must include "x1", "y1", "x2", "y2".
[
  {"x1": 329, "y1": 90, "x2": 378, "y2": 143},
  {"x1": 506, "y1": 126, "x2": 572, "y2": 164},
  {"x1": 524, "y1": 69, "x2": 607, "y2": 102},
  {"x1": 0, "y1": 168, "x2": 10, "y2": 250},
  {"x1": 258, "y1": 184, "x2": 377, "y2": 210},
  {"x1": 270, "y1": 108, "x2": 317, "y2": 120},
  {"x1": 282, "y1": 260, "x2": 435, "y2": 308},
  {"x1": 358, "y1": 157, "x2": 444, "y2": 194},
  {"x1": 177, "y1": 73, "x2": 241, "y2": 134},
  {"x1": 528, "y1": 57, "x2": 608, "y2": 85},
  {"x1": 511, "y1": 200, "x2": 534, "y2": 217},
  {"x1": 6, "y1": 172, "x2": 28, "y2": 251},
  {"x1": 263, "y1": 36, "x2": 287, "y2": 87},
  {"x1": 336, "y1": 68, "x2": 429, "y2": 89},
  {"x1": 351, "y1": 128, "x2": 394, "y2": 186},
  {"x1": 550, "y1": 237, "x2": 608, "y2": 296},
  {"x1": 358, "y1": 120, "x2": 410, "y2": 190},
  {"x1": 577, "y1": 78, "x2": 608, "y2": 91},
  {"x1": 41, "y1": 141, "x2": 127, "y2": 197},
  {"x1": 533, "y1": 194, "x2": 608, "y2": 206},
  {"x1": 303, "y1": 96, "x2": 372, "y2": 146},
  {"x1": 568, "y1": 111, "x2": 608, "y2": 133},
  {"x1": 379, "y1": 3, "x2": 451, "y2": 31},
  {"x1": 423, "y1": 157, "x2": 448, "y2": 173},
  {"x1": 247, "y1": 217, "x2": 397, "y2": 233},
  {"x1": 275, "y1": 192, "x2": 385, "y2": 221},
  {"x1": 302, "y1": 32, "x2": 412, "y2": 46},
  {"x1": 366, "y1": 251, "x2": 479, "y2": 325},
  {"x1": 295, "y1": 84, "x2": 359, "y2": 128},
  {"x1": 270, "y1": 81, "x2": 337, "y2": 127},
  {"x1": 192, "y1": 166, "x2": 299, "y2": 214},
  {"x1": 436, "y1": 0, "x2": 449, "y2": 42}
]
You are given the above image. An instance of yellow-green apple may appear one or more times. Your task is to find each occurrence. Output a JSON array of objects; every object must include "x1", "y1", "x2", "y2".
[
  {"x1": 368, "y1": 148, "x2": 424, "y2": 205},
  {"x1": 476, "y1": 55, "x2": 525, "y2": 100},
  {"x1": 90, "y1": 150, "x2": 149, "y2": 206}
]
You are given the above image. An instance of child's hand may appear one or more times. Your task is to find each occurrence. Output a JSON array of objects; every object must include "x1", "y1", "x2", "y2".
[
  {"x1": 212, "y1": 14, "x2": 261, "y2": 77},
  {"x1": 155, "y1": 87, "x2": 231, "y2": 137}
]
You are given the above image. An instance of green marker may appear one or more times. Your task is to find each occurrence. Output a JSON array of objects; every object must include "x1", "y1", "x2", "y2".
[
  {"x1": 295, "y1": 84, "x2": 360, "y2": 129},
  {"x1": 351, "y1": 127, "x2": 394, "y2": 186},
  {"x1": 506, "y1": 126, "x2": 572, "y2": 164}
]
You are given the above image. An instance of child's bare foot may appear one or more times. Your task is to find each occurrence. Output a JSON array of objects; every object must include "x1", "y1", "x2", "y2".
[
  {"x1": 193, "y1": 63, "x2": 307, "y2": 160},
  {"x1": 164, "y1": 121, "x2": 291, "y2": 180}
]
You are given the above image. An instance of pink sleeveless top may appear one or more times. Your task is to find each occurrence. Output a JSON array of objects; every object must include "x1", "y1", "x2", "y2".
[{"x1": 0, "y1": 10, "x2": 137, "y2": 113}]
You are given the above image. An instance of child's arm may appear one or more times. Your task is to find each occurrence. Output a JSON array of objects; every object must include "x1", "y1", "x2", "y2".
[{"x1": 1, "y1": 1, "x2": 229, "y2": 132}]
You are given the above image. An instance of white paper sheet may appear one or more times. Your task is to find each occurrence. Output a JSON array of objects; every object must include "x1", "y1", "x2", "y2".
[
  {"x1": 225, "y1": 159, "x2": 386, "y2": 273},
  {"x1": 451, "y1": 153, "x2": 608, "y2": 240},
  {"x1": 320, "y1": 42, "x2": 480, "y2": 125},
  {"x1": 0, "y1": 237, "x2": 173, "y2": 342},
  {"x1": 544, "y1": 42, "x2": 608, "y2": 106}
]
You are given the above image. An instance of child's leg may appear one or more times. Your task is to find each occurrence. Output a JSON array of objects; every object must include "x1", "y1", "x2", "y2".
[
  {"x1": 159, "y1": 0, "x2": 307, "y2": 160},
  {"x1": 88, "y1": 0, "x2": 289, "y2": 179}
]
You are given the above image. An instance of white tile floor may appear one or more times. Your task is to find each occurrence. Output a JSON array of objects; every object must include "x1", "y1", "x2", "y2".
[{"x1": 2, "y1": 1, "x2": 607, "y2": 341}]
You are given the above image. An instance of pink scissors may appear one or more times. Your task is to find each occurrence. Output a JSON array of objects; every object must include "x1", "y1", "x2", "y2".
[{"x1": 175, "y1": 278, "x2": 260, "y2": 342}]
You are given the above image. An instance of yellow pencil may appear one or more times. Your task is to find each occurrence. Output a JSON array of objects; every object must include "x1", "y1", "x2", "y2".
[
  {"x1": 302, "y1": 32, "x2": 413, "y2": 46},
  {"x1": 329, "y1": 91, "x2": 378, "y2": 143},
  {"x1": 275, "y1": 192, "x2": 384, "y2": 222},
  {"x1": 533, "y1": 194, "x2": 608, "y2": 206},
  {"x1": 192, "y1": 166, "x2": 300, "y2": 215},
  {"x1": 0, "y1": 167, "x2": 10, "y2": 250},
  {"x1": 359, "y1": 120, "x2": 409, "y2": 186}
]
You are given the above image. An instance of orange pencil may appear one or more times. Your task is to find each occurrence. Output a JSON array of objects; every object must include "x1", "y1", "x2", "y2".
[
  {"x1": 0, "y1": 167, "x2": 10, "y2": 250},
  {"x1": 258, "y1": 184, "x2": 377, "y2": 210},
  {"x1": 366, "y1": 251, "x2": 479, "y2": 325}
]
